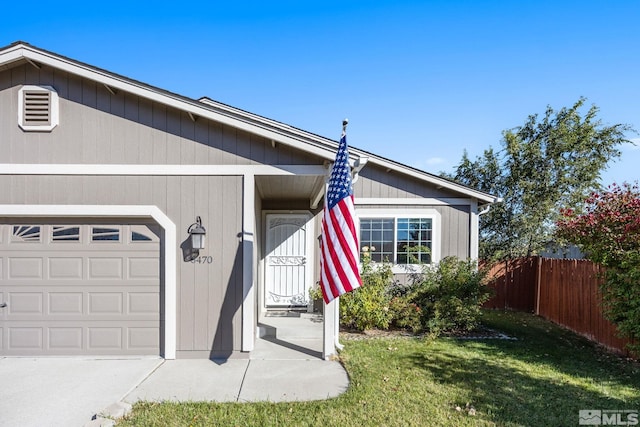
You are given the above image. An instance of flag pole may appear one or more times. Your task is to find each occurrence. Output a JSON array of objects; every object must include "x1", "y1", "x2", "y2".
[{"x1": 335, "y1": 118, "x2": 349, "y2": 353}]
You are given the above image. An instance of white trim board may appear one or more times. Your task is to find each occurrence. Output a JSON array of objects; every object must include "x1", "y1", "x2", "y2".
[
  {"x1": 0, "y1": 164, "x2": 327, "y2": 177},
  {"x1": 0, "y1": 204, "x2": 177, "y2": 359}
]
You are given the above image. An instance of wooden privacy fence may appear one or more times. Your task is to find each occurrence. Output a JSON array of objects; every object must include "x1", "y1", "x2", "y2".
[{"x1": 484, "y1": 257, "x2": 633, "y2": 356}]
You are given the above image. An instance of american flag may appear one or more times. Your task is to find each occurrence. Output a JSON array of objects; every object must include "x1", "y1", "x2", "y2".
[{"x1": 319, "y1": 128, "x2": 362, "y2": 303}]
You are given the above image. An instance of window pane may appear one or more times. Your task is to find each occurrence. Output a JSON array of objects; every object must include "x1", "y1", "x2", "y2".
[
  {"x1": 52, "y1": 226, "x2": 80, "y2": 241},
  {"x1": 12, "y1": 225, "x2": 41, "y2": 242},
  {"x1": 396, "y1": 218, "x2": 432, "y2": 264},
  {"x1": 359, "y1": 218, "x2": 393, "y2": 262},
  {"x1": 132, "y1": 231, "x2": 152, "y2": 241},
  {"x1": 92, "y1": 227, "x2": 120, "y2": 241}
]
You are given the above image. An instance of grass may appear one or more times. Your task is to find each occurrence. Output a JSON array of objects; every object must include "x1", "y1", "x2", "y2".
[{"x1": 117, "y1": 311, "x2": 640, "y2": 426}]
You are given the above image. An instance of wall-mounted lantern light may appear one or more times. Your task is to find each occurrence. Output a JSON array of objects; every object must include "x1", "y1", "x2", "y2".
[{"x1": 188, "y1": 216, "x2": 206, "y2": 250}]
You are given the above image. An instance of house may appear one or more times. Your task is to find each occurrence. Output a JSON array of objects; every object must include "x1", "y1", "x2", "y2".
[{"x1": 0, "y1": 41, "x2": 498, "y2": 360}]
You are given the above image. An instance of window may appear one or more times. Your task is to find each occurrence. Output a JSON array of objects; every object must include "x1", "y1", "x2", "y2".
[
  {"x1": 91, "y1": 227, "x2": 120, "y2": 241},
  {"x1": 359, "y1": 218, "x2": 394, "y2": 262},
  {"x1": 18, "y1": 85, "x2": 59, "y2": 132},
  {"x1": 396, "y1": 218, "x2": 432, "y2": 264},
  {"x1": 52, "y1": 226, "x2": 80, "y2": 241},
  {"x1": 359, "y1": 214, "x2": 438, "y2": 266},
  {"x1": 12, "y1": 225, "x2": 42, "y2": 242}
]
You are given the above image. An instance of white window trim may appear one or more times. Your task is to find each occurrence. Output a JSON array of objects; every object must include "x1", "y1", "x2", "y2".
[
  {"x1": 355, "y1": 208, "x2": 441, "y2": 274},
  {"x1": 18, "y1": 85, "x2": 59, "y2": 132}
]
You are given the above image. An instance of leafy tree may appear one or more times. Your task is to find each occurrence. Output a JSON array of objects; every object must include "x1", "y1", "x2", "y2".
[
  {"x1": 556, "y1": 183, "x2": 640, "y2": 352},
  {"x1": 450, "y1": 98, "x2": 633, "y2": 260}
]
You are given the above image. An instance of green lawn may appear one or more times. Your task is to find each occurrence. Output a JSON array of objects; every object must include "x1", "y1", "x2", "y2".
[{"x1": 117, "y1": 311, "x2": 640, "y2": 426}]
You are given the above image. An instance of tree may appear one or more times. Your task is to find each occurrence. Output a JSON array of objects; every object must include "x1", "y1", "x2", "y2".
[
  {"x1": 449, "y1": 98, "x2": 633, "y2": 260},
  {"x1": 556, "y1": 183, "x2": 640, "y2": 351}
]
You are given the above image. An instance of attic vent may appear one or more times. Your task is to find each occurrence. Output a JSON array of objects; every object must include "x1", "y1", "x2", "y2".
[{"x1": 18, "y1": 85, "x2": 59, "y2": 132}]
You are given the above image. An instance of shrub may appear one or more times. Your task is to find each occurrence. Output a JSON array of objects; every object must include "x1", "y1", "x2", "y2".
[
  {"x1": 409, "y1": 256, "x2": 492, "y2": 335},
  {"x1": 339, "y1": 252, "x2": 394, "y2": 331},
  {"x1": 557, "y1": 183, "x2": 640, "y2": 352},
  {"x1": 388, "y1": 297, "x2": 422, "y2": 333}
]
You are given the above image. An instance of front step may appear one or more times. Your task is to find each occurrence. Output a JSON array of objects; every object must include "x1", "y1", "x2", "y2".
[{"x1": 258, "y1": 312, "x2": 323, "y2": 340}]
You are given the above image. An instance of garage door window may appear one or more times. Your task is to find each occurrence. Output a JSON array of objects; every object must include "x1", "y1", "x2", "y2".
[
  {"x1": 91, "y1": 227, "x2": 120, "y2": 242},
  {"x1": 52, "y1": 226, "x2": 80, "y2": 241},
  {"x1": 12, "y1": 225, "x2": 41, "y2": 242}
]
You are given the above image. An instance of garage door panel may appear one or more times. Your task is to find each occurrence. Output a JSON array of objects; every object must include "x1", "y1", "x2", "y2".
[
  {"x1": 129, "y1": 327, "x2": 159, "y2": 349},
  {"x1": 48, "y1": 258, "x2": 83, "y2": 279},
  {"x1": 88, "y1": 292, "x2": 123, "y2": 314},
  {"x1": 49, "y1": 327, "x2": 83, "y2": 350},
  {"x1": 128, "y1": 292, "x2": 159, "y2": 314},
  {"x1": 0, "y1": 223, "x2": 160, "y2": 356},
  {"x1": 8, "y1": 258, "x2": 43, "y2": 279},
  {"x1": 88, "y1": 258, "x2": 123, "y2": 279},
  {"x1": 128, "y1": 257, "x2": 160, "y2": 279},
  {"x1": 49, "y1": 292, "x2": 83, "y2": 314},
  {"x1": 9, "y1": 292, "x2": 43, "y2": 314},
  {"x1": 88, "y1": 327, "x2": 122, "y2": 349},
  {"x1": 8, "y1": 327, "x2": 43, "y2": 349}
]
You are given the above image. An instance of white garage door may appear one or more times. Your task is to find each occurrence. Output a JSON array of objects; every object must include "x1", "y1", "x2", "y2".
[{"x1": 0, "y1": 222, "x2": 160, "y2": 356}]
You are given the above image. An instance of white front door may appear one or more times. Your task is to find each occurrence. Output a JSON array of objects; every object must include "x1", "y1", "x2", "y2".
[{"x1": 264, "y1": 213, "x2": 312, "y2": 308}]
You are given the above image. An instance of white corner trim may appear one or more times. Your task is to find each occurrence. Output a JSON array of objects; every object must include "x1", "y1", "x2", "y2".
[
  {"x1": 470, "y1": 200, "x2": 479, "y2": 261},
  {"x1": 0, "y1": 204, "x2": 177, "y2": 360},
  {"x1": 242, "y1": 175, "x2": 256, "y2": 352}
]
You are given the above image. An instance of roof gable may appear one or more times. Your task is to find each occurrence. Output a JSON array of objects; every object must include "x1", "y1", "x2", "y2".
[{"x1": 0, "y1": 41, "x2": 498, "y2": 204}]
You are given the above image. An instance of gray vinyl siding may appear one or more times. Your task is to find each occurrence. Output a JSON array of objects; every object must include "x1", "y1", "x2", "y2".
[
  {"x1": 354, "y1": 164, "x2": 457, "y2": 199},
  {"x1": 440, "y1": 205, "x2": 471, "y2": 259},
  {"x1": 0, "y1": 64, "x2": 321, "y2": 167},
  {"x1": 0, "y1": 174, "x2": 243, "y2": 358}
]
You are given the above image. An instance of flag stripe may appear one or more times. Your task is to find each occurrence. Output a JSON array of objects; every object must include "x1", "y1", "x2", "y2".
[
  {"x1": 333, "y1": 196, "x2": 360, "y2": 278},
  {"x1": 319, "y1": 131, "x2": 362, "y2": 303}
]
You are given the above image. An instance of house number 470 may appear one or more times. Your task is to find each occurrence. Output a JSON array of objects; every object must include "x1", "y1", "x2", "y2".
[{"x1": 191, "y1": 256, "x2": 213, "y2": 264}]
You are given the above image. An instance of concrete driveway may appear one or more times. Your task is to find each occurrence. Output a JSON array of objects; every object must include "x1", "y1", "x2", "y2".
[
  {"x1": 0, "y1": 314, "x2": 349, "y2": 426},
  {"x1": 0, "y1": 357, "x2": 163, "y2": 427}
]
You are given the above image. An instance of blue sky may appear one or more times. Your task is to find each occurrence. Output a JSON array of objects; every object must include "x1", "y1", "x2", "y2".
[{"x1": 2, "y1": 1, "x2": 638, "y2": 185}]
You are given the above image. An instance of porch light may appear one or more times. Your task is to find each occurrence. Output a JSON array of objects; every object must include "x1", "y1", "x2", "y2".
[{"x1": 188, "y1": 216, "x2": 206, "y2": 250}]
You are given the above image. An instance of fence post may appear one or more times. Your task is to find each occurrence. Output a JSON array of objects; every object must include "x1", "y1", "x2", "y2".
[{"x1": 535, "y1": 256, "x2": 542, "y2": 315}]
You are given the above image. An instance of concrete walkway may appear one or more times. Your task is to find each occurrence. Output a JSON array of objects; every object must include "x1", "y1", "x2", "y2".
[{"x1": 0, "y1": 312, "x2": 349, "y2": 427}]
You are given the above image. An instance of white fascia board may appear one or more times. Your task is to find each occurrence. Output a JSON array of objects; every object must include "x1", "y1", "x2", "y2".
[
  {"x1": 5, "y1": 45, "x2": 340, "y2": 162},
  {"x1": 0, "y1": 164, "x2": 327, "y2": 176},
  {"x1": 0, "y1": 44, "x2": 26, "y2": 67},
  {"x1": 0, "y1": 204, "x2": 178, "y2": 359}
]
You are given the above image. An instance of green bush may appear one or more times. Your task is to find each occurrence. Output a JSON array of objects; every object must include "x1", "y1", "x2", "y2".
[
  {"x1": 339, "y1": 253, "x2": 394, "y2": 331},
  {"x1": 409, "y1": 256, "x2": 492, "y2": 335},
  {"x1": 388, "y1": 297, "x2": 422, "y2": 333},
  {"x1": 339, "y1": 254, "x2": 490, "y2": 335}
]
